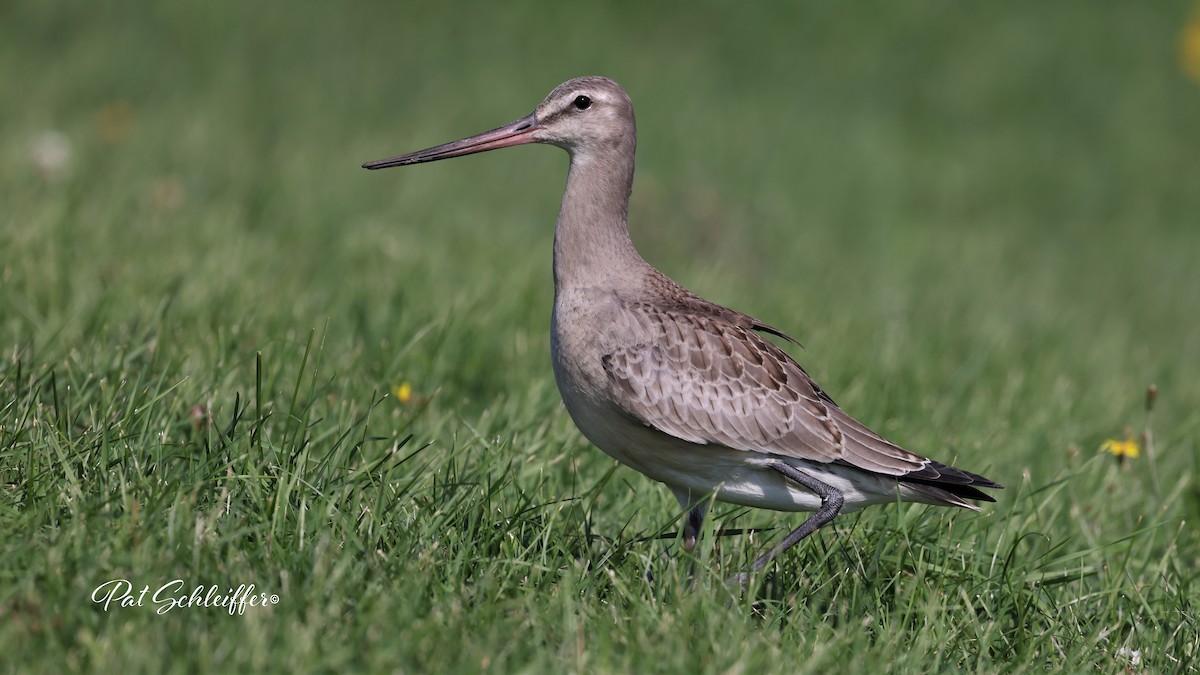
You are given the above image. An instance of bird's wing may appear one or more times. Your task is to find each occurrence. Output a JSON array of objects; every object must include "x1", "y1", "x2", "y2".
[{"x1": 601, "y1": 301, "x2": 936, "y2": 477}]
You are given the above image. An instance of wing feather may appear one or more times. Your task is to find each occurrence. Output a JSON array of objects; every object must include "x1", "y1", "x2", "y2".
[{"x1": 602, "y1": 301, "x2": 934, "y2": 477}]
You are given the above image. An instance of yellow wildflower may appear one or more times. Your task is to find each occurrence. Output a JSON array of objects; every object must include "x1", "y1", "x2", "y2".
[
  {"x1": 1100, "y1": 436, "x2": 1140, "y2": 460},
  {"x1": 1183, "y1": 7, "x2": 1200, "y2": 83},
  {"x1": 392, "y1": 382, "x2": 413, "y2": 404}
]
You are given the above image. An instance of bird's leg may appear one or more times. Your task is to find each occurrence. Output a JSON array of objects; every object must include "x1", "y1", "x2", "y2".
[
  {"x1": 676, "y1": 500, "x2": 711, "y2": 587},
  {"x1": 666, "y1": 489, "x2": 711, "y2": 585},
  {"x1": 670, "y1": 487, "x2": 710, "y2": 553},
  {"x1": 747, "y1": 462, "x2": 844, "y2": 572},
  {"x1": 681, "y1": 502, "x2": 708, "y2": 552}
]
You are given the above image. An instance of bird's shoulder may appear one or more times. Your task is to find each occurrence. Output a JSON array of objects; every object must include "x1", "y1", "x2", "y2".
[{"x1": 634, "y1": 273, "x2": 802, "y2": 345}]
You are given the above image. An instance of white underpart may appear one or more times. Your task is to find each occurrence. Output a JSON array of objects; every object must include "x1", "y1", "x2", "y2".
[{"x1": 555, "y1": 376, "x2": 931, "y2": 514}]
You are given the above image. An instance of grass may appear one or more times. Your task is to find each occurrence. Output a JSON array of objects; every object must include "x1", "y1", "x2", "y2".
[{"x1": 3, "y1": 0, "x2": 1200, "y2": 672}]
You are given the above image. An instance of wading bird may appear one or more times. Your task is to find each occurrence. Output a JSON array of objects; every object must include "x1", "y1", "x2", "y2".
[{"x1": 364, "y1": 77, "x2": 1001, "y2": 573}]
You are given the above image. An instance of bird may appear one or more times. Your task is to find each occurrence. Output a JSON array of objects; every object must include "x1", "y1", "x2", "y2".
[{"x1": 363, "y1": 76, "x2": 1001, "y2": 573}]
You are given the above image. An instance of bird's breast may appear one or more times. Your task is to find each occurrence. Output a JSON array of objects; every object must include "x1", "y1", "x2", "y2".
[
  {"x1": 550, "y1": 288, "x2": 619, "y2": 405},
  {"x1": 550, "y1": 288, "x2": 645, "y2": 451}
]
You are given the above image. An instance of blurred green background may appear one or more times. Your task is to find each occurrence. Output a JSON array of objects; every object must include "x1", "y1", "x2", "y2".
[
  {"x1": 4, "y1": 1, "x2": 1198, "y2": 394},
  {"x1": 3, "y1": 1, "x2": 1199, "y2": 672}
]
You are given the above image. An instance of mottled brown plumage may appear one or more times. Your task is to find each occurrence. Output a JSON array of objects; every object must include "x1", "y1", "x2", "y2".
[{"x1": 365, "y1": 76, "x2": 1001, "y2": 573}]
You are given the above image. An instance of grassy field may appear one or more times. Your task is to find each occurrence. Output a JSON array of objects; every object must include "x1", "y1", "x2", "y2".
[{"x1": 3, "y1": 1, "x2": 1200, "y2": 672}]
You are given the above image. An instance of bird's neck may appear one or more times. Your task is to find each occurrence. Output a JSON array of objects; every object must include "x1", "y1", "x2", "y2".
[{"x1": 552, "y1": 145, "x2": 647, "y2": 292}]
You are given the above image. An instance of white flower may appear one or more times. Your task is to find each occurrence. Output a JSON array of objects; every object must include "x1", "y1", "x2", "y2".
[{"x1": 30, "y1": 131, "x2": 71, "y2": 179}]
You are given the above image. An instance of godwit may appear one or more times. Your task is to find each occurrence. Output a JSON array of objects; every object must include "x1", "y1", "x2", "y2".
[{"x1": 364, "y1": 76, "x2": 1001, "y2": 573}]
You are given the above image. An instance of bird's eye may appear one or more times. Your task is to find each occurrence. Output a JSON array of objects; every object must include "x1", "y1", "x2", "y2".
[{"x1": 573, "y1": 95, "x2": 592, "y2": 110}]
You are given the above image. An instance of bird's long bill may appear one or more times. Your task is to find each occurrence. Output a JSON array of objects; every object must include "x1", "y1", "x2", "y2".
[{"x1": 362, "y1": 113, "x2": 540, "y2": 170}]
